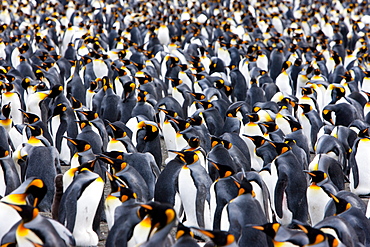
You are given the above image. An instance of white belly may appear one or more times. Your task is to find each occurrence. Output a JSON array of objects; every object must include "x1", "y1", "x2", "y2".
[
  {"x1": 178, "y1": 166, "x2": 198, "y2": 227},
  {"x1": 73, "y1": 177, "x2": 104, "y2": 246}
]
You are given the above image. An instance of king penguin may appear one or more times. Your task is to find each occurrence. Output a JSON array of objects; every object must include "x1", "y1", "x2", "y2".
[
  {"x1": 349, "y1": 128, "x2": 370, "y2": 196},
  {"x1": 58, "y1": 165, "x2": 104, "y2": 247},
  {"x1": 0, "y1": 177, "x2": 47, "y2": 242}
]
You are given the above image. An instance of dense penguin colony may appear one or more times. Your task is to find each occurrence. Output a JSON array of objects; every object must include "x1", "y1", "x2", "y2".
[{"x1": 2, "y1": 0, "x2": 370, "y2": 246}]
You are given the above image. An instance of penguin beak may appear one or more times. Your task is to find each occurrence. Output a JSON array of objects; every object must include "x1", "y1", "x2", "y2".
[
  {"x1": 251, "y1": 226, "x2": 265, "y2": 231},
  {"x1": 194, "y1": 228, "x2": 215, "y2": 238},
  {"x1": 303, "y1": 170, "x2": 315, "y2": 176},
  {"x1": 63, "y1": 136, "x2": 77, "y2": 145}
]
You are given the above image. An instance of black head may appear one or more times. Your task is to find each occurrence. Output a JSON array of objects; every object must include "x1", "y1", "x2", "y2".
[
  {"x1": 251, "y1": 222, "x2": 281, "y2": 239},
  {"x1": 168, "y1": 150, "x2": 199, "y2": 165},
  {"x1": 304, "y1": 170, "x2": 328, "y2": 184},
  {"x1": 330, "y1": 194, "x2": 351, "y2": 215},
  {"x1": 63, "y1": 137, "x2": 91, "y2": 152},
  {"x1": 20, "y1": 109, "x2": 40, "y2": 123},
  {"x1": 194, "y1": 228, "x2": 235, "y2": 246}
]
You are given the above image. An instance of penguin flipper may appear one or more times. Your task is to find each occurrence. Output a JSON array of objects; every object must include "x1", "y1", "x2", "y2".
[
  {"x1": 274, "y1": 173, "x2": 288, "y2": 219},
  {"x1": 246, "y1": 171, "x2": 271, "y2": 220},
  {"x1": 349, "y1": 145, "x2": 360, "y2": 188},
  {"x1": 195, "y1": 184, "x2": 207, "y2": 228},
  {"x1": 55, "y1": 121, "x2": 68, "y2": 153},
  {"x1": 0, "y1": 219, "x2": 19, "y2": 245}
]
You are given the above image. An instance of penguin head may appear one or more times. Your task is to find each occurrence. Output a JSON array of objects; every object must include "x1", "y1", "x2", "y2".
[
  {"x1": 329, "y1": 194, "x2": 352, "y2": 215},
  {"x1": 102, "y1": 76, "x2": 112, "y2": 91},
  {"x1": 47, "y1": 84, "x2": 64, "y2": 99},
  {"x1": 168, "y1": 150, "x2": 199, "y2": 165},
  {"x1": 189, "y1": 92, "x2": 206, "y2": 101},
  {"x1": 3, "y1": 203, "x2": 39, "y2": 223},
  {"x1": 210, "y1": 136, "x2": 232, "y2": 149},
  {"x1": 76, "y1": 120, "x2": 92, "y2": 130},
  {"x1": 187, "y1": 136, "x2": 200, "y2": 149},
  {"x1": 188, "y1": 114, "x2": 203, "y2": 127},
  {"x1": 330, "y1": 86, "x2": 345, "y2": 104},
  {"x1": 77, "y1": 110, "x2": 99, "y2": 121},
  {"x1": 284, "y1": 117, "x2": 302, "y2": 132},
  {"x1": 25, "y1": 124, "x2": 43, "y2": 139},
  {"x1": 119, "y1": 187, "x2": 137, "y2": 203},
  {"x1": 137, "y1": 89, "x2": 148, "y2": 102},
  {"x1": 3, "y1": 82, "x2": 14, "y2": 93},
  {"x1": 197, "y1": 100, "x2": 214, "y2": 110},
  {"x1": 209, "y1": 57, "x2": 226, "y2": 74},
  {"x1": 21, "y1": 77, "x2": 34, "y2": 90},
  {"x1": 358, "y1": 127, "x2": 369, "y2": 138},
  {"x1": 107, "y1": 122, "x2": 127, "y2": 139},
  {"x1": 35, "y1": 69, "x2": 44, "y2": 80},
  {"x1": 89, "y1": 79, "x2": 98, "y2": 91},
  {"x1": 158, "y1": 108, "x2": 178, "y2": 118},
  {"x1": 137, "y1": 121, "x2": 159, "y2": 141},
  {"x1": 78, "y1": 159, "x2": 97, "y2": 172},
  {"x1": 259, "y1": 122, "x2": 279, "y2": 133},
  {"x1": 322, "y1": 108, "x2": 334, "y2": 125},
  {"x1": 0, "y1": 145, "x2": 10, "y2": 158},
  {"x1": 14, "y1": 177, "x2": 47, "y2": 207},
  {"x1": 123, "y1": 81, "x2": 136, "y2": 100},
  {"x1": 69, "y1": 95, "x2": 83, "y2": 110},
  {"x1": 251, "y1": 222, "x2": 281, "y2": 239},
  {"x1": 176, "y1": 223, "x2": 194, "y2": 240},
  {"x1": 193, "y1": 228, "x2": 236, "y2": 246},
  {"x1": 281, "y1": 61, "x2": 292, "y2": 72},
  {"x1": 234, "y1": 178, "x2": 255, "y2": 197},
  {"x1": 279, "y1": 96, "x2": 297, "y2": 110},
  {"x1": 140, "y1": 202, "x2": 176, "y2": 236},
  {"x1": 208, "y1": 159, "x2": 235, "y2": 179},
  {"x1": 167, "y1": 77, "x2": 182, "y2": 87},
  {"x1": 51, "y1": 103, "x2": 67, "y2": 117},
  {"x1": 106, "y1": 171, "x2": 124, "y2": 194},
  {"x1": 1, "y1": 102, "x2": 11, "y2": 119},
  {"x1": 296, "y1": 224, "x2": 328, "y2": 246},
  {"x1": 97, "y1": 155, "x2": 127, "y2": 174},
  {"x1": 269, "y1": 141, "x2": 291, "y2": 155},
  {"x1": 246, "y1": 113, "x2": 259, "y2": 123},
  {"x1": 135, "y1": 71, "x2": 152, "y2": 85},
  {"x1": 298, "y1": 104, "x2": 312, "y2": 114},
  {"x1": 102, "y1": 151, "x2": 124, "y2": 160},
  {"x1": 304, "y1": 170, "x2": 328, "y2": 185},
  {"x1": 63, "y1": 137, "x2": 91, "y2": 153},
  {"x1": 362, "y1": 90, "x2": 370, "y2": 101},
  {"x1": 19, "y1": 109, "x2": 40, "y2": 124},
  {"x1": 242, "y1": 134, "x2": 266, "y2": 148}
]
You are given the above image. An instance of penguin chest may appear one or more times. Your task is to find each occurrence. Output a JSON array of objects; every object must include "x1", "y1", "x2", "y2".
[
  {"x1": 70, "y1": 153, "x2": 80, "y2": 168},
  {"x1": 73, "y1": 177, "x2": 104, "y2": 246},
  {"x1": 107, "y1": 139, "x2": 127, "y2": 152},
  {"x1": 16, "y1": 223, "x2": 43, "y2": 247},
  {"x1": 0, "y1": 163, "x2": 5, "y2": 197},
  {"x1": 162, "y1": 122, "x2": 177, "y2": 149},
  {"x1": 178, "y1": 166, "x2": 199, "y2": 227},
  {"x1": 172, "y1": 88, "x2": 184, "y2": 107},
  {"x1": 365, "y1": 103, "x2": 370, "y2": 117},
  {"x1": 307, "y1": 185, "x2": 330, "y2": 225},
  {"x1": 2, "y1": 93, "x2": 22, "y2": 124},
  {"x1": 104, "y1": 195, "x2": 122, "y2": 230},
  {"x1": 350, "y1": 139, "x2": 370, "y2": 195},
  {"x1": 59, "y1": 137, "x2": 71, "y2": 165},
  {"x1": 276, "y1": 72, "x2": 292, "y2": 95},
  {"x1": 299, "y1": 114, "x2": 312, "y2": 148},
  {"x1": 275, "y1": 191, "x2": 293, "y2": 225},
  {"x1": 0, "y1": 203, "x2": 21, "y2": 240},
  {"x1": 130, "y1": 216, "x2": 152, "y2": 246}
]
